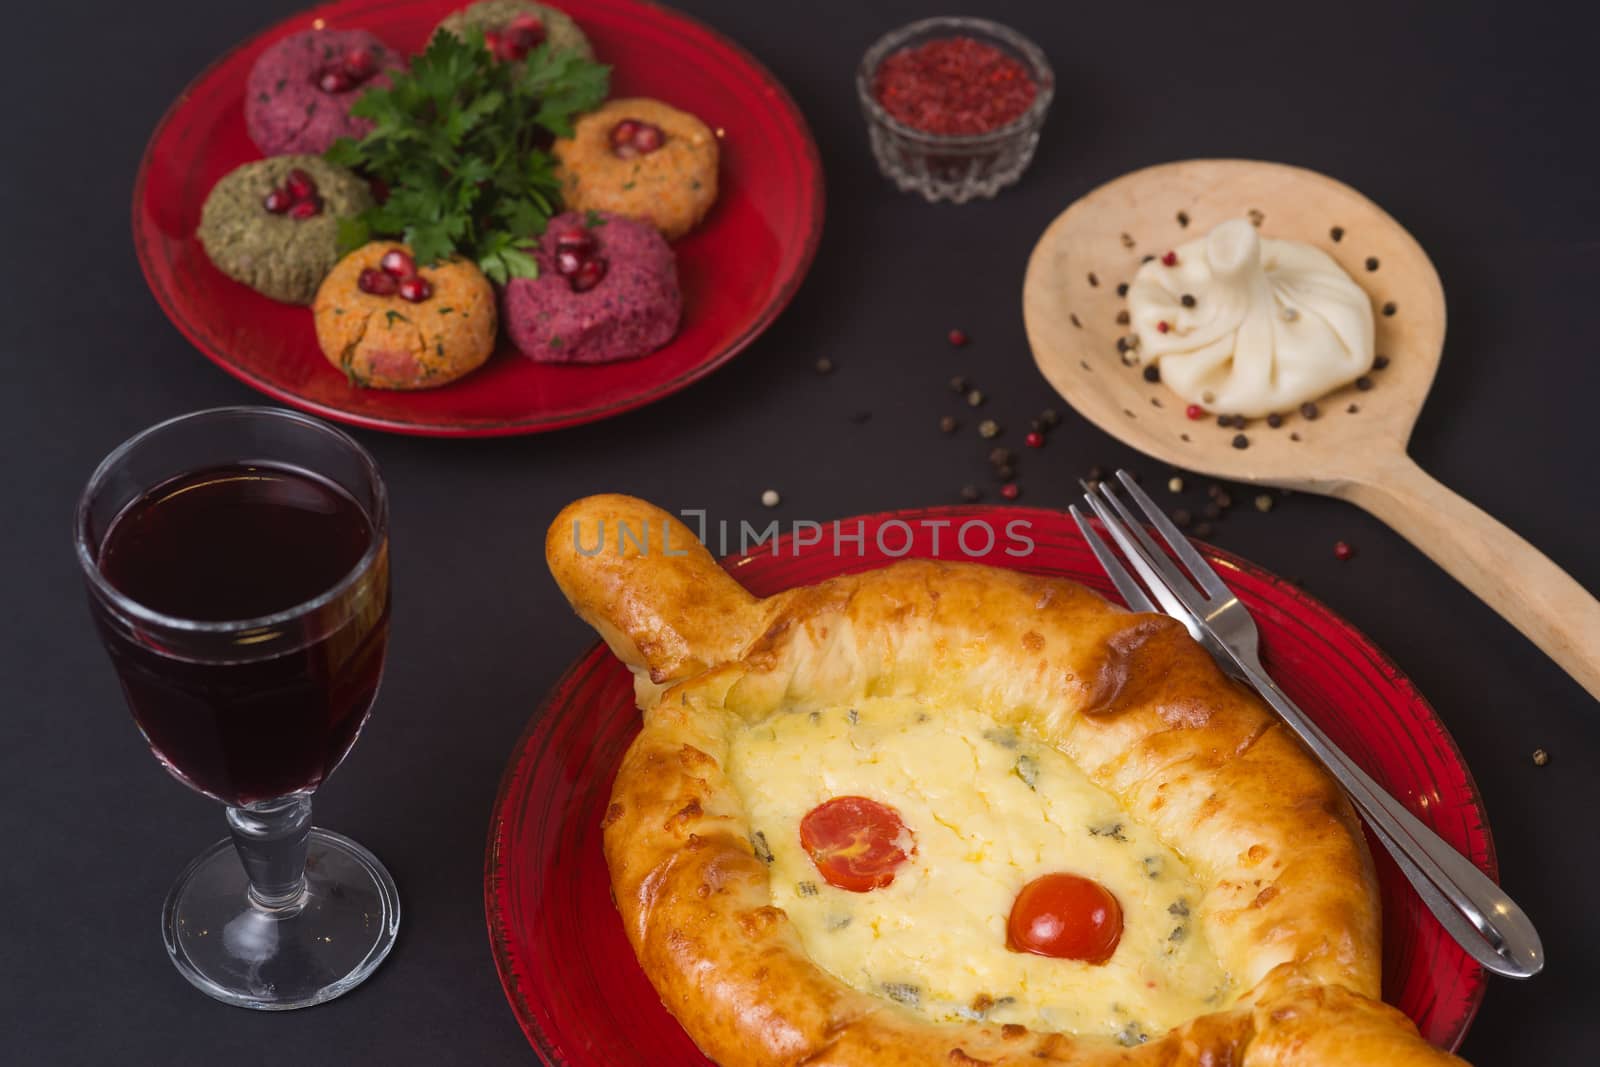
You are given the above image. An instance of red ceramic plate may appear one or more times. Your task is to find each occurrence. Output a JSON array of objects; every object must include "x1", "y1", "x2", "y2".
[
  {"x1": 133, "y1": 0, "x2": 823, "y2": 436},
  {"x1": 487, "y1": 506, "x2": 1492, "y2": 1062}
]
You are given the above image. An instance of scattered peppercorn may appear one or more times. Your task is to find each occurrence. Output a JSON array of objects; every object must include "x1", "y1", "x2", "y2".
[
  {"x1": 1203, "y1": 503, "x2": 1221, "y2": 520},
  {"x1": 1029, "y1": 418, "x2": 1046, "y2": 434},
  {"x1": 967, "y1": 389, "x2": 986, "y2": 407},
  {"x1": 939, "y1": 415, "x2": 959, "y2": 434},
  {"x1": 1193, "y1": 521, "x2": 1213, "y2": 537},
  {"x1": 1382, "y1": 302, "x2": 1397, "y2": 316},
  {"x1": 989, "y1": 447, "x2": 1015, "y2": 467},
  {"x1": 960, "y1": 485, "x2": 981, "y2": 502},
  {"x1": 1266, "y1": 413, "x2": 1284, "y2": 429},
  {"x1": 1087, "y1": 272, "x2": 1099, "y2": 287},
  {"x1": 1116, "y1": 310, "x2": 1130, "y2": 325},
  {"x1": 1172, "y1": 508, "x2": 1193, "y2": 528},
  {"x1": 1117, "y1": 282, "x2": 1129, "y2": 297},
  {"x1": 1364, "y1": 257, "x2": 1379, "y2": 271},
  {"x1": 1177, "y1": 211, "x2": 1190, "y2": 228},
  {"x1": 1116, "y1": 337, "x2": 1130, "y2": 353},
  {"x1": 1333, "y1": 540, "x2": 1355, "y2": 561},
  {"x1": 1330, "y1": 226, "x2": 1344, "y2": 242},
  {"x1": 1247, "y1": 208, "x2": 1264, "y2": 227},
  {"x1": 1215, "y1": 491, "x2": 1232, "y2": 509},
  {"x1": 1180, "y1": 293, "x2": 1196, "y2": 308},
  {"x1": 1087, "y1": 466, "x2": 1105, "y2": 481},
  {"x1": 1168, "y1": 476, "x2": 1184, "y2": 493},
  {"x1": 1000, "y1": 483, "x2": 1020, "y2": 500},
  {"x1": 1185, "y1": 404, "x2": 1205, "y2": 420},
  {"x1": 1355, "y1": 376, "x2": 1373, "y2": 391},
  {"x1": 949, "y1": 375, "x2": 969, "y2": 393},
  {"x1": 1025, "y1": 432, "x2": 1044, "y2": 448},
  {"x1": 948, "y1": 328, "x2": 969, "y2": 347},
  {"x1": 1121, "y1": 232, "x2": 1136, "y2": 249},
  {"x1": 1039, "y1": 409, "x2": 1060, "y2": 427},
  {"x1": 994, "y1": 463, "x2": 1016, "y2": 481},
  {"x1": 1142, "y1": 254, "x2": 1155, "y2": 264},
  {"x1": 1216, "y1": 414, "x2": 1232, "y2": 428},
  {"x1": 1347, "y1": 403, "x2": 1360, "y2": 413},
  {"x1": 1532, "y1": 748, "x2": 1549, "y2": 767},
  {"x1": 1289, "y1": 431, "x2": 1302, "y2": 442},
  {"x1": 1143, "y1": 365, "x2": 1160, "y2": 383},
  {"x1": 1373, "y1": 354, "x2": 1390, "y2": 370},
  {"x1": 1231, "y1": 433, "x2": 1249, "y2": 449},
  {"x1": 978, "y1": 419, "x2": 1000, "y2": 439},
  {"x1": 814, "y1": 356, "x2": 834, "y2": 374},
  {"x1": 1070, "y1": 313, "x2": 1082, "y2": 328},
  {"x1": 761, "y1": 489, "x2": 780, "y2": 508},
  {"x1": 1254, "y1": 494, "x2": 1274, "y2": 512},
  {"x1": 1300, "y1": 402, "x2": 1319, "y2": 420}
]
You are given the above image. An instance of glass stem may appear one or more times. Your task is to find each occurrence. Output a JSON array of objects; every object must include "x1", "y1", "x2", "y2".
[{"x1": 226, "y1": 793, "x2": 312, "y2": 913}]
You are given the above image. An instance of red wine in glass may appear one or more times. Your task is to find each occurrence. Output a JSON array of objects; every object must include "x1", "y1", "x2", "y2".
[{"x1": 92, "y1": 462, "x2": 389, "y2": 805}]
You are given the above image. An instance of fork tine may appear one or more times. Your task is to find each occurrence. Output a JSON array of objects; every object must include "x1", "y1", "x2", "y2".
[
  {"x1": 1091, "y1": 481, "x2": 1211, "y2": 611},
  {"x1": 1113, "y1": 470, "x2": 1232, "y2": 601},
  {"x1": 1070, "y1": 505, "x2": 1157, "y2": 612},
  {"x1": 1078, "y1": 490, "x2": 1194, "y2": 623}
]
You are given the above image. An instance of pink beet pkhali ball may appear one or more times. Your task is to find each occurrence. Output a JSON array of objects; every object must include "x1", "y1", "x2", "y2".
[
  {"x1": 245, "y1": 29, "x2": 403, "y2": 156},
  {"x1": 503, "y1": 212, "x2": 682, "y2": 364}
]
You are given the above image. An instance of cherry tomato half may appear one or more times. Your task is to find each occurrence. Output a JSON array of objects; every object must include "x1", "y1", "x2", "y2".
[
  {"x1": 1007, "y1": 872, "x2": 1123, "y2": 964},
  {"x1": 798, "y1": 795, "x2": 914, "y2": 892}
]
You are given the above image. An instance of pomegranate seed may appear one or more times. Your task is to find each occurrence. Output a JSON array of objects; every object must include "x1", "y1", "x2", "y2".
[
  {"x1": 570, "y1": 256, "x2": 608, "y2": 293},
  {"x1": 1161, "y1": 251, "x2": 1178, "y2": 267},
  {"x1": 1156, "y1": 321, "x2": 1170, "y2": 333},
  {"x1": 947, "y1": 328, "x2": 968, "y2": 347},
  {"x1": 1333, "y1": 541, "x2": 1355, "y2": 561},
  {"x1": 357, "y1": 268, "x2": 398, "y2": 296},
  {"x1": 554, "y1": 249, "x2": 583, "y2": 276},
  {"x1": 262, "y1": 187, "x2": 292, "y2": 214},
  {"x1": 342, "y1": 47, "x2": 377, "y2": 80},
  {"x1": 1000, "y1": 483, "x2": 1020, "y2": 500},
  {"x1": 1025, "y1": 431, "x2": 1044, "y2": 448},
  {"x1": 1185, "y1": 404, "x2": 1205, "y2": 420},
  {"x1": 610, "y1": 119, "x2": 644, "y2": 158},
  {"x1": 554, "y1": 228, "x2": 597, "y2": 255},
  {"x1": 398, "y1": 276, "x2": 433, "y2": 303},
  {"x1": 288, "y1": 197, "x2": 322, "y2": 219},
  {"x1": 317, "y1": 67, "x2": 354, "y2": 93},
  {"x1": 379, "y1": 250, "x2": 416, "y2": 278},
  {"x1": 631, "y1": 123, "x2": 665, "y2": 154},
  {"x1": 285, "y1": 169, "x2": 316, "y2": 201}
]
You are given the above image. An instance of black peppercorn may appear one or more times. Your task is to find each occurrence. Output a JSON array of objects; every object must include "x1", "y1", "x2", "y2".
[
  {"x1": 1193, "y1": 521, "x2": 1213, "y2": 537},
  {"x1": 1204, "y1": 503, "x2": 1221, "y2": 520},
  {"x1": 949, "y1": 375, "x2": 969, "y2": 393},
  {"x1": 1330, "y1": 226, "x2": 1344, "y2": 242},
  {"x1": 1266, "y1": 413, "x2": 1284, "y2": 428},
  {"x1": 1365, "y1": 256, "x2": 1379, "y2": 271},
  {"x1": 1300, "y1": 402, "x2": 1319, "y2": 420},
  {"x1": 1172, "y1": 508, "x2": 1193, "y2": 528},
  {"x1": 1039, "y1": 409, "x2": 1060, "y2": 427},
  {"x1": 989, "y1": 447, "x2": 1015, "y2": 467},
  {"x1": 960, "y1": 485, "x2": 981, "y2": 503},
  {"x1": 1087, "y1": 272, "x2": 1099, "y2": 287},
  {"x1": 814, "y1": 356, "x2": 834, "y2": 374},
  {"x1": 994, "y1": 464, "x2": 1016, "y2": 481},
  {"x1": 1180, "y1": 294, "x2": 1196, "y2": 308},
  {"x1": 1231, "y1": 433, "x2": 1249, "y2": 449},
  {"x1": 1116, "y1": 310, "x2": 1130, "y2": 325},
  {"x1": 1382, "y1": 302, "x2": 1397, "y2": 316},
  {"x1": 1143, "y1": 365, "x2": 1161, "y2": 383},
  {"x1": 1373, "y1": 354, "x2": 1390, "y2": 370},
  {"x1": 1356, "y1": 376, "x2": 1373, "y2": 391},
  {"x1": 939, "y1": 415, "x2": 959, "y2": 434},
  {"x1": 1177, "y1": 211, "x2": 1190, "y2": 227},
  {"x1": 1117, "y1": 282, "x2": 1129, "y2": 297}
]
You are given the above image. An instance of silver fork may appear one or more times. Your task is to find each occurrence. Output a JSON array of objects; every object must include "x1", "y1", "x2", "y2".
[{"x1": 1071, "y1": 469, "x2": 1543, "y2": 980}]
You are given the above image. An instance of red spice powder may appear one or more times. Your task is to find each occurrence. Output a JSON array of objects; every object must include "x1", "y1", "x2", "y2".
[{"x1": 873, "y1": 36, "x2": 1037, "y2": 136}]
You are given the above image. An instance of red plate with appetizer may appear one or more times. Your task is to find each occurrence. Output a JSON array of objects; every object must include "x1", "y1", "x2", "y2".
[
  {"x1": 486, "y1": 505, "x2": 1492, "y2": 1064},
  {"x1": 133, "y1": 0, "x2": 823, "y2": 436}
]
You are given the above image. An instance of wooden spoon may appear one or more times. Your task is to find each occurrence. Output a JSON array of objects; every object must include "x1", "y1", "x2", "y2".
[{"x1": 1023, "y1": 158, "x2": 1600, "y2": 701}]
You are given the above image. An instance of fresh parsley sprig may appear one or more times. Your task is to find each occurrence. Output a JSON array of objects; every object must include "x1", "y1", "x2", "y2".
[{"x1": 326, "y1": 31, "x2": 609, "y2": 283}]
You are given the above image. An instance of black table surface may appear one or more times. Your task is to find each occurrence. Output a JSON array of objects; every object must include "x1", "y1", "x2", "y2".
[{"x1": 5, "y1": 0, "x2": 1597, "y2": 1062}]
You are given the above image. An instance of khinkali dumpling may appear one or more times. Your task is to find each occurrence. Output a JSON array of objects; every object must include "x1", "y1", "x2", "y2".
[{"x1": 1128, "y1": 219, "x2": 1374, "y2": 417}]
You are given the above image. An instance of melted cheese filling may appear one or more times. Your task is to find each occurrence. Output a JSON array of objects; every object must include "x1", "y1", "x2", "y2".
[{"x1": 728, "y1": 698, "x2": 1231, "y2": 1043}]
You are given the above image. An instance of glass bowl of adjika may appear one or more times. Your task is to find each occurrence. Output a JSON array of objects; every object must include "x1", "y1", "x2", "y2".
[{"x1": 857, "y1": 16, "x2": 1053, "y2": 204}]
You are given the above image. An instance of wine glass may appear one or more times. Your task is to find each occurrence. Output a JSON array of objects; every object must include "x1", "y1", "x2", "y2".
[{"x1": 75, "y1": 406, "x2": 399, "y2": 1010}]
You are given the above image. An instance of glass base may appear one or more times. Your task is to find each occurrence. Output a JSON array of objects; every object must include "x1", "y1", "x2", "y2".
[{"x1": 162, "y1": 827, "x2": 400, "y2": 1010}]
